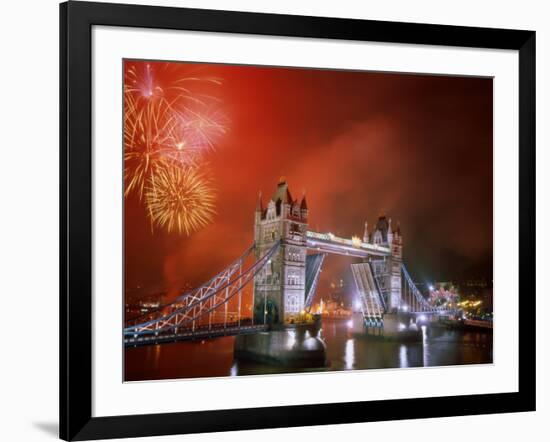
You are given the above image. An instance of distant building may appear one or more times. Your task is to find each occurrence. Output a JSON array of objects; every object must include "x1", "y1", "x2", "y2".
[{"x1": 456, "y1": 279, "x2": 493, "y2": 312}]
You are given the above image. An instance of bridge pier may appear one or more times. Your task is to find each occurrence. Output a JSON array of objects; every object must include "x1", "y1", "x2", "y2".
[
  {"x1": 234, "y1": 324, "x2": 326, "y2": 367},
  {"x1": 353, "y1": 312, "x2": 423, "y2": 341}
]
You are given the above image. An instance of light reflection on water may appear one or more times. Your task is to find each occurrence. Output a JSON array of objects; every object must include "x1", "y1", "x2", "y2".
[
  {"x1": 344, "y1": 339, "x2": 355, "y2": 370},
  {"x1": 125, "y1": 319, "x2": 493, "y2": 381},
  {"x1": 421, "y1": 325, "x2": 428, "y2": 367},
  {"x1": 399, "y1": 345, "x2": 408, "y2": 368},
  {"x1": 286, "y1": 329, "x2": 297, "y2": 350}
]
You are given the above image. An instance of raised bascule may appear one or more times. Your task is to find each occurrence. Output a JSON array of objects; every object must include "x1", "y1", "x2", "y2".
[{"x1": 124, "y1": 178, "x2": 452, "y2": 347}]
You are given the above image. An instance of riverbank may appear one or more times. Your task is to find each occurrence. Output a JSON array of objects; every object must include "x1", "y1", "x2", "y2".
[{"x1": 435, "y1": 318, "x2": 493, "y2": 332}]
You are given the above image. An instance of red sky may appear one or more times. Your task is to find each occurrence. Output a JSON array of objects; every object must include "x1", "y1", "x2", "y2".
[{"x1": 124, "y1": 60, "x2": 493, "y2": 300}]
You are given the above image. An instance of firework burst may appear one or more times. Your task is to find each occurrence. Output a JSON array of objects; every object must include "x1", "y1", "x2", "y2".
[
  {"x1": 145, "y1": 166, "x2": 216, "y2": 235},
  {"x1": 173, "y1": 107, "x2": 228, "y2": 151},
  {"x1": 158, "y1": 107, "x2": 228, "y2": 165},
  {"x1": 124, "y1": 64, "x2": 228, "y2": 199},
  {"x1": 124, "y1": 96, "x2": 227, "y2": 199},
  {"x1": 125, "y1": 62, "x2": 160, "y2": 100},
  {"x1": 124, "y1": 61, "x2": 227, "y2": 235},
  {"x1": 124, "y1": 93, "x2": 177, "y2": 198},
  {"x1": 124, "y1": 61, "x2": 222, "y2": 110}
]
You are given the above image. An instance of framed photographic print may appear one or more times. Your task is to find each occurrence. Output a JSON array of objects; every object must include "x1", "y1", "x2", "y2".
[{"x1": 60, "y1": 1, "x2": 536, "y2": 440}]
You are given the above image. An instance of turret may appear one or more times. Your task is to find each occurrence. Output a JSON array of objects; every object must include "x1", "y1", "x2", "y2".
[
  {"x1": 373, "y1": 215, "x2": 390, "y2": 245},
  {"x1": 387, "y1": 218, "x2": 394, "y2": 245},
  {"x1": 255, "y1": 191, "x2": 263, "y2": 222},
  {"x1": 272, "y1": 176, "x2": 293, "y2": 218},
  {"x1": 363, "y1": 221, "x2": 369, "y2": 243},
  {"x1": 392, "y1": 221, "x2": 403, "y2": 248},
  {"x1": 300, "y1": 191, "x2": 308, "y2": 221}
]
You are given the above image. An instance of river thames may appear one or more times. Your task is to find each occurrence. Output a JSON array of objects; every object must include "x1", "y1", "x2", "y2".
[{"x1": 125, "y1": 318, "x2": 493, "y2": 381}]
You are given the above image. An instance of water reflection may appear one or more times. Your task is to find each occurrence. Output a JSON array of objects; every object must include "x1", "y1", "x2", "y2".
[
  {"x1": 421, "y1": 325, "x2": 428, "y2": 367},
  {"x1": 125, "y1": 318, "x2": 493, "y2": 381},
  {"x1": 286, "y1": 330, "x2": 296, "y2": 350},
  {"x1": 399, "y1": 345, "x2": 408, "y2": 368},
  {"x1": 344, "y1": 339, "x2": 355, "y2": 370}
]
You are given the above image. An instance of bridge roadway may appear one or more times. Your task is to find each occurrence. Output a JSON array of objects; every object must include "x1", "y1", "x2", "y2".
[
  {"x1": 125, "y1": 323, "x2": 269, "y2": 347},
  {"x1": 306, "y1": 231, "x2": 391, "y2": 258}
]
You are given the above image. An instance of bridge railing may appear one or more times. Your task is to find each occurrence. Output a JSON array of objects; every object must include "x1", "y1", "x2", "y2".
[
  {"x1": 124, "y1": 241, "x2": 281, "y2": 337},
  {"x1": 401, "y1": 264, "x2": 454, "y2": 315},
  {"x1": 125, "y1": 245, "x2": 255, "y2": 326}
]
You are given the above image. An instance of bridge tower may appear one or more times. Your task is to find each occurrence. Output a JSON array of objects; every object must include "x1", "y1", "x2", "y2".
[
  {"x1": 369, "y1": 216, "x2": 403, "y2": 312},
  {"x1": 253, "y1": 178, "x2": 308, "y2": 325},
  {"x1": 389, "y1": 222, "x2": 403, "y2": 311}
]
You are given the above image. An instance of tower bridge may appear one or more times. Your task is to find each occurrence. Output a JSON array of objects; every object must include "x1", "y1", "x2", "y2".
[
  {"x1": 124, "y1": 178, "x2": 453, "y2": 347},
  {"x1": 252, "y1": 178, "x2": 404, "y2": 324}
]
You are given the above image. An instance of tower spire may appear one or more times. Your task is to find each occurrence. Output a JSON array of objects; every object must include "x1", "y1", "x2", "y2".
[
  {"x1": 300, "y1": 190, "x2": 308, "y2": 210},
  {"x1": 256, "y1": 191, "x2": 263, "y2": 212},
  {"x1": 363, "y1": 220, "x2": 369, "y2": 243},
  {"x1": 300, "y1": 189, "x2": 308, "y2": 220}
]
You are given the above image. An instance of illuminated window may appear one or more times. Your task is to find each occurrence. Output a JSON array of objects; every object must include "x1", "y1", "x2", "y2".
[{"x1": 287, "y1": 273, "x2": 300, "y2": 285}]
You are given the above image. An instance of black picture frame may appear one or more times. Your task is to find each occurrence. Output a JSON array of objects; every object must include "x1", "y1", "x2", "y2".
[{"x1": 60, "y1": 1, "x2": 536, "y2": 440}]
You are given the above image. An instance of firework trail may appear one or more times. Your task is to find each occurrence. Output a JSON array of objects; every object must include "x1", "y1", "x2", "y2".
[
  {"x1": 124, "y1": 61, "x2": 222, "y2": 110},
  {"x1": 145, "y1": 165, "x2": 216, "y2": 235},
  {"x1": 124, "y1": 93, "x2": 174, "y2": 198},
  {"x1": 125, "y1": 62, "x2": 159, "y2": 100}
]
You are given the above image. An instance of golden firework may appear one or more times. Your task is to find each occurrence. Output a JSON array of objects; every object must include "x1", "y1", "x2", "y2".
[
  {"x1": 145, "y1": 166, "x2": 216, "y2": 235},
  {"x1": 124, "y1": 93, "x2": 175, "y2": 198}
]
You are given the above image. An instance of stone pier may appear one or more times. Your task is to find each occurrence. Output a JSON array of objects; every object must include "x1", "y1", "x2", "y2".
[
  {"x1": 352, "y1": 312, "x2": 423, "y2": 341},
  {"x1": 234, "y1": 325, "x2": 326, "y2": 367}
]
